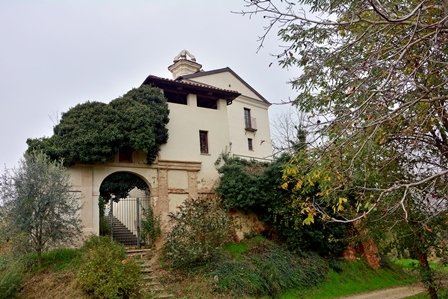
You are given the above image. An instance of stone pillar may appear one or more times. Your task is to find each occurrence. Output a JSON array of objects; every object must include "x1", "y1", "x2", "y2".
[
  {"x1": 80, "y1": 165, "x2": 94, "y2": 235},
  {"x1": 155, "y1": 169, "x2": 169, "y2": 248},
  {"x1": 188, "y1": 171, "x2": 198, "y2": 200}
]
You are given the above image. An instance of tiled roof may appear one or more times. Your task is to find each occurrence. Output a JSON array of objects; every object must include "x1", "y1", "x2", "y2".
[
  {"x1": 142, "y1": 75, "x2": 241, "y2": 102},
  {"x1": 182, "y1": 67, "x2": 270, "y2": 105}
]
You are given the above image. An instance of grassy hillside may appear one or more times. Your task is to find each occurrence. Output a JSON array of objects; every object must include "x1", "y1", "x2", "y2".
[{"x1": 0, "y1": 237, "x2": 418, "y2": 299}]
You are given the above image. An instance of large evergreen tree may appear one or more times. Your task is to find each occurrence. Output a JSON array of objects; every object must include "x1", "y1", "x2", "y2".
[{"x1": 27, "y1": 85, "x2": 169, "y2": 166}]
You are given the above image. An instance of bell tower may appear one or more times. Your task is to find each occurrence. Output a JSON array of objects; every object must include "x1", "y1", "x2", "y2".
[{"x1": 168, "y1": 50, "x2": 202, "y2": 79}]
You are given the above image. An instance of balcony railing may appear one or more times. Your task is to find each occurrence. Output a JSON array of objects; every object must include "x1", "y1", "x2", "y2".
[{"x1": 244, "y1": 117, "x2": 257, "y2": 132}]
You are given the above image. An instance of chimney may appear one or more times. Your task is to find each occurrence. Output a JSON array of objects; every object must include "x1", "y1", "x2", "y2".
[{"x1": 168, "y1": 50, "x2": 202, "y2": 79}]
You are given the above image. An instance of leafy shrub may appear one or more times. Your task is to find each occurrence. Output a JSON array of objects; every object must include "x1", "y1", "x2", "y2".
[
  {"x1": 0, "y1": 256, "x2": 25, "y2": 299},
  {"x1": 140, "y1": 205, "x2": 161, "y2": 247},
  {"x1": 98, "y1": 196, "x2": 111, "y2": 236},
  {"x1": 212, "y1": 240, "x2": 327, "y2": 297},
  {"x1": 77, "y1": 236, "x2": 143, "y2": 299},
  {"x1": 99, "y1": 215, "x2": 111, "y2": 236},
  {"x1": 163, "y1": 196, "x2": 233, "y2": 269},
  {"x1": 217, "y1": 155, "x2": 348, "y2": 257}
]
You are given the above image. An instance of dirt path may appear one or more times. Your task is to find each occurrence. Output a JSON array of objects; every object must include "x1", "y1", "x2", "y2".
[{"x1": 335, "y1": 284, "x2": 426, "y2": 299}]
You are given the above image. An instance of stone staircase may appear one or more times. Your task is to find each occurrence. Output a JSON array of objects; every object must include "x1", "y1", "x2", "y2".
[
  {"x1": 104, "y1": 215, "x2": 138, "y2": 246},
  {"x1": 126, "y1": 249, "x2": 175, "y2": 298}
]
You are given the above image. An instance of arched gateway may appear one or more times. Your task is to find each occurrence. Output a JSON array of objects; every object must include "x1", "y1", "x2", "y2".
[
  {"x1": 99, "y1": 171, "x2": 151, "y2": 246},
  {"x1": 67, "y1": 153, "x2": 202, "y2": 244}
]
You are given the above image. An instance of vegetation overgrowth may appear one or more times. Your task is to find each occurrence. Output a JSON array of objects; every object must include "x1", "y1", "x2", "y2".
[
  {"x1": 164, "y1": 195, "x2": 234, "y2": 269},
  {"x1": 26, "y1": 85, "x2": 169, "y2": 167},
  {"x1": 77, "y1": 236, "x2": 144, "y2": 299},
  {"x1": 163, "y1": 236, "x2": 417, "y2": 299},
  {"x1": 0, "y1": 234, "x2": 422, "y2": 299},
  {"x1": 140, "y1": 204, "x2": 162, "y2": 248},
  {"x1": 210, "y1": 237, "x2": 327, "y2": 297},
  {"x1": 0, "y1": 236, "x2": 148, "y2": 299},
  {"x1": 240, "y1": 1, "x2": 448, "y2": 297},
  {"x1": 216, "y1": 154, "x2": 347, "y2": 257}
]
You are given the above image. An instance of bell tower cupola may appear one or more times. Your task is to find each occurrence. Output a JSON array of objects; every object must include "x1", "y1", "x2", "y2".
[{"x1": 168, "y1": 50, "x2": 202, "y2": 79}]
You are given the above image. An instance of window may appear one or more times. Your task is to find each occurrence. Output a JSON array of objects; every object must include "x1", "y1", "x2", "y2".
[
  {"x1": 244, "y1": 108, "x2": 251, "y2": 128},
  {"x1": 164, "y1": 90, "x2": 187, "y2": 105},
  {"x1": 248, "y1": 138, "x2": 253, "y2": 151},
  {"x1": 197, "y1": 96, "x2": 217, "y2": 109},
  {"x1": 244, "y1": 108, "x2": 257, "y2": 131},
  {"x1": 199, "y1": 131, "x2": 209, "y2": 154},
  {"x1": 119, "y1": 146, "x2": 133, "y2": 163}
]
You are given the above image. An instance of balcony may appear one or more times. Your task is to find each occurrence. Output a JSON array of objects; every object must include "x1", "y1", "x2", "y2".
[{"x1": 244, "y1": 117, "x2": 257, "y2": 132}]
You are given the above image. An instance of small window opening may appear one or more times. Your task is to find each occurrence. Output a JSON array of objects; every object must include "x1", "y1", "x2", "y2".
[
  {"x1": 248, "y1": 138, "x2": 253, "y2": 151},
  {"x1": 197, "y1": 96, "x2": 217, "y2": 109},
  {"x1": 199, "y1": 131, "x2": 209, "y2": 154},
  {"x1": 164, "y1": 90, "x2": 187, "y2": 105},
  {"x1": 119, "y1": 146, "x2": 133, "y2": 163}
]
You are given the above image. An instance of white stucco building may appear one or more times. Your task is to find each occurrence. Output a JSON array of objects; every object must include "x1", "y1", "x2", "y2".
[{"x1": 69, "y1": 50, "x2": 273, "y2": 239}]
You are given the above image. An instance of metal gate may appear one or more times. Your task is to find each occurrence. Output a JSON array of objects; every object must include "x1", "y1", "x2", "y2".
[{"x1": 109, "y1": 197, "x2": 151, "y2": 247}]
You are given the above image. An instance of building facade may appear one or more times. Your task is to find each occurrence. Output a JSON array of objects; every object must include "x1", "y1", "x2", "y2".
[{"x1": 69, "y1": 50, "x2": 272, "y2": 238}]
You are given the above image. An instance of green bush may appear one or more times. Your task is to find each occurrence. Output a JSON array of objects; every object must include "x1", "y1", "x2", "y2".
[
  {"x1": 163, "y1": 196, "x2": 233, "y2": 269},
  {"x1": 0, "y1": 258, "x2": 24, "y2": 299},
  {"x1": 99, "y1": 215, "x2": 111, "y2": 236},
  {"x1": 216, "y1": 155, "x2": 348, "y2": 257},
  {"x1": 212, "y1": 240, "x2": 327, "y2": 297},
  {"x1": 77, "y1": 236, "x2": 143, "y2": 299},
  {"x1": 140, "y1": 205, "x2": 161, "y2": 247},
  {"x1": 98, "y1": 196, "x2": 111, "y2": 236}
]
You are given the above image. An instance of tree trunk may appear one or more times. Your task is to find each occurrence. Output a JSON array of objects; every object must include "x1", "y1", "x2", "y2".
[
  {"x1": 37, "y1": 249, "x2": 42, "y2": 268},
  {"x1": 416, "y1": 248, "x2": 438, "y2": 299}
]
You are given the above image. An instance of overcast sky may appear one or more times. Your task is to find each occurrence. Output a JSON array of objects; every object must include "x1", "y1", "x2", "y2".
[{"x1": 0, "y1": 0, "x2": 300, "y2": 169}]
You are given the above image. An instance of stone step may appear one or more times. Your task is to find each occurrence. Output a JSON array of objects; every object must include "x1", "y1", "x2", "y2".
[
  {"x1": 126, "y1": 249, "x2": 153, "y2": 254},
  {"x1": 150, "y1": 286, "x2": 167, "y2": 292},
  {"x1": 126, "y1": 249, "x2": 152, "y2": 258},
  {"x1": 131, "y1": 249, "x2": 174, "y2": 299},
  {"x1": 147, "y1": 281, "x2": 161, "y2": 287}
]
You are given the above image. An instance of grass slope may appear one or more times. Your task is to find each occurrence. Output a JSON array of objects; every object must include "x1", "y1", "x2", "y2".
[
  {"x1": 164, "y1": 237, "x2": 417, "y2": 299},
  {"x1": 281, "y1": 259, "x2": 417, "y2": 299},
  {"x1": 1, "y1": 238, "x2": 418, "y2": 299}
]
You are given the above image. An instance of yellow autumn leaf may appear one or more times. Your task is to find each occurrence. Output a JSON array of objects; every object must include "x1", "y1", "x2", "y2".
[
  {"x1": 338, "y1": 197, "x2": 347, "y2": 204},
  {"x1": 302, "y1": 213, "x2": 314, "y2": 225}
]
